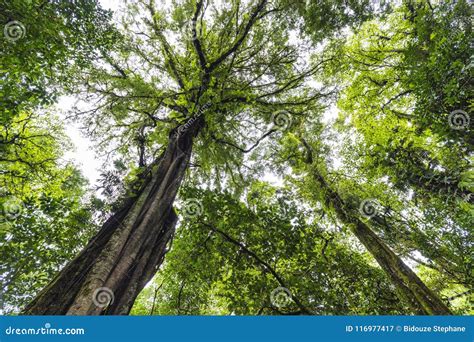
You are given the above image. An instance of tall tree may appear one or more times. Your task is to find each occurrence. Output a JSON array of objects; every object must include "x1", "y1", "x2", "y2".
[
  {"x1": 270, "y1": 0, "x2": 472, "y2": 314},
  {"x1": 1, "y1": 0, "x2": 115, "y2": 313},
  {"x1": 282, "y1": 135, "x2": 452, "y2": 314},
  {"x1": 13, "y1": 0, "x2": 468, "y2": 316},
  {"x1": 24, "y1": 0, "x2": 323, "y2": 315},
  {"x1": 315, "y1": 0, "x2": 472, "y2": 287}
]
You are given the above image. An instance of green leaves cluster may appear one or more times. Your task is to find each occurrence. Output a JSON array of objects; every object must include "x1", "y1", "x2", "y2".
[
  {"x1": 132, "y1": 185, "x2": 404, "y2": 315},
  {"x1": 1, "y1": 0, "x2": 472, "y2": 315}
]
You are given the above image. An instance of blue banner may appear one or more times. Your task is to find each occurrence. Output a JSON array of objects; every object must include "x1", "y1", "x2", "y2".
[{"x1": 0, "y1": 315, "x2": 472, "y2": 342}]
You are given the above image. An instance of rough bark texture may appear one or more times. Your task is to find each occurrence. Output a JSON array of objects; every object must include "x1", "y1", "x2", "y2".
[
  {"x1": 23, "y1": 121, "x2": 202, "y2": 315},
  {"x1": 313, "y1": 172, "x2": 452, "y2": 315}
]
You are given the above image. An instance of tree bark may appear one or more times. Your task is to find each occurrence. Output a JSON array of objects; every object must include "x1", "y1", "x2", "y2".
[
  {"x1": 313, "y1": 172, "x2": 452, "y2": 315},
  {"x1": 23, "y1": 120, "x2": 202, "y2": 315}
]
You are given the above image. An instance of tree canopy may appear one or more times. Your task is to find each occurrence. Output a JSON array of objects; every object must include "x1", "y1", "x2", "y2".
[{"x1": 1, "y1": 0, "x2": 472, "y2": 316}]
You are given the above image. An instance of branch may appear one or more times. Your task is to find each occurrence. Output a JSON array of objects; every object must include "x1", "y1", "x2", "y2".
[
  {"x1": 149, "y1": 282, "x2": 163, "y2": 315},
  {"x1": 207, "y1": 0, "x2": 268, "y2": 72},
  {"x1": 146, "y1": 0, "x2": 185, "y2": 89},
  {"x1": 177, "y1": 280, "x2": 186, "y2": 314},
  {"x1": 201, "y1": 221, "x2": 313, "y2": 315},
  {"x1": 211, "y1": 129, "x2": 276, "y2": 153},
  {"x1": 191, "y1": 0, "x2": 207, "y2": 70},
  {"x1": 381, "y1": 90, "x2": 412, "y2": 112},
  {"x1": 446, "y1": 289, "x2": 473, "y2": 302}
]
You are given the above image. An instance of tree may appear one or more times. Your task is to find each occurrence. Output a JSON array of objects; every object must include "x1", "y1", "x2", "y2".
[
  {"x1": 131, "y1": 186, "x2": 406, "y2": 315},
  {"x1": 1, "y1": 0, "x2": 116, "y2": 313},
  {"x1": 269, "y1": 127, "x2": 449, "y2": 314},
  {"x1": 0, "y1": 111, "x2": 97, "y2": 313},
  {"x1": 279, "y1": 0, "x2": 473, "y2": 314},
  {"x1": 315, "y1": 0, "x2": 472, "y2": 288},
  {"x1": 24, "y1": 0, "x2": 324, "y2": 315},
  {"x1": 318, "y1": 0, "x2": 472, "y2": 204},
  {"x1": 0, "y1": 0, "x2": 115, "y2": 126},
  {"x1": 10, "y1": 0, "x2": 469, "y2": 316}
]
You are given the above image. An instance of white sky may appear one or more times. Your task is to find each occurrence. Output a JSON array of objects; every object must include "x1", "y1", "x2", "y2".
[
  {"x1": 57, "y1": 0, "x2": 118, "y2": 187},
  {"x1": 99, "y1": 0, "x2": 118, "y2": 10},
  {"x1": 57, "y1": 96, "x2": 102, "y2": 186}
]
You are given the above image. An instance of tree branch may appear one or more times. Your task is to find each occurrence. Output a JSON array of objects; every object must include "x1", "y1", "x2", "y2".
[
  {"x1": 207, "y1": 0, "x2": 268, "y2": 72},
  {"x1": 211, "y1": 129, "x2": 276, "y2": 153},
  {"x1": 200, "y1": 221, "x2": 313, "y2": 315}
]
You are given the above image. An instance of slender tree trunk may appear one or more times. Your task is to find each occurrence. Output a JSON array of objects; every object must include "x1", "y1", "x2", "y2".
[
  {"x1": 23, "y1": 120, "x2": 202, "y2": 315},
  {"x1": 313, "y1": 172, "x2": 452, "y2": 315}
]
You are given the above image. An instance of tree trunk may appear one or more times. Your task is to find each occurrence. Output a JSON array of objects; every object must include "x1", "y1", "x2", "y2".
[
  {"x1": 23, "y1": 121, "x2": 202, "y2": 315},
  {"x1": 313, "y1": 172, "x2": 452, "y2": 315}
]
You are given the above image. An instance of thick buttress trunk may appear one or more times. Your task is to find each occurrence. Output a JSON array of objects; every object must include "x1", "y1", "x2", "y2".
[
  {"x1": 313, "y1": 172, "x2": 451, "y2": 315},
  {"x1": 23, "y1": 123, "x2": 201, "y2": 315}
]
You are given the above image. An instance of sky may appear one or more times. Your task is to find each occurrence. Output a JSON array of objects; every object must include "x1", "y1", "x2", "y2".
[
  {"x1": 57, "y1": 0, "x2": 118, "y2": 187},
  {"x1": 57, "y1": 96, "x2": 102, "y2": 186}
]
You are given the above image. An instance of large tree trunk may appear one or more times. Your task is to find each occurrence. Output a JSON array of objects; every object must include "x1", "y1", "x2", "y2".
[
  {"x1": 23, "y1": 121, "x2": 202, "y2": 315},
  {"x1": 313, "y1": 172, "x2": 452, "y2": 315}
]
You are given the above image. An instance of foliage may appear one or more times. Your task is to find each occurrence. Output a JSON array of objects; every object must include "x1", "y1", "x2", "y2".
[
  {"x1": 1, "y1": 0, "x2": 472, "y2": 315},
  {"x1": 132, "y1": 185, "x2": 405, "y2": 315},
  {"x1": 0, "y1": 0, "x2": 114, "y2": 313},
  {"x1": 0, "y1": 111, "x2": 97, "y2": 313},
  {"x1": 0, "y1": 0, "x2": 116, "y2": 125}
]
